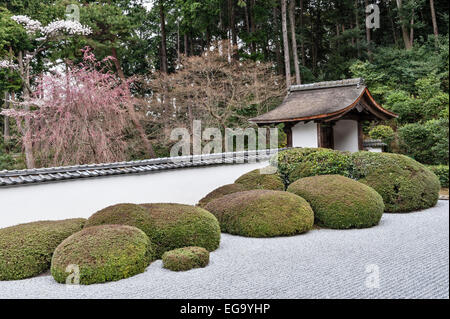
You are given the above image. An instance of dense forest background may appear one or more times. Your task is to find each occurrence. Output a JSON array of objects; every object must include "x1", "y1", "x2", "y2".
[{"x1": 0, "y1": 0, "x2": 448, "y2": 170}]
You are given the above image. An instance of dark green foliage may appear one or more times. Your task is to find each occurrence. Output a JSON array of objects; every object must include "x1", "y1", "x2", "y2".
[
  {"x1": 0, "y1": 218, "x2": 85, "y2": 280},
  {"x1": 287, "y1": 175, "x2": 384, "y2": 229},
  {"x1": 288, "y1": 149, "x2": 353, "y2": 183},
  {"x1": 398, "y1": 118, "x2": 449, "y2": 165},
  {"x1": 139, "y1": 203, "x2": 221, "y2": 258},
  {"x1": 162, "y1": 246, "x2": 209, "y2": 272},
  {"x1": 427, "y1": 165, "x2": 449, "y2": 188},
  {"x1": 270, "y1": 148, "x2": 326, "y2": 184},
  {"x1": 235, "y1": 168, "x2": 285, "y2": 190},
  {"x1": 369, "y1": 125, "x2": 395, "y2": 147},
  {"x1": 352, "y1": 152, "x2": 441, "y2": 213},
  {"x1": 197, "y1": 183, "x2": 247, "y2": 208},
  {"x1": 204, "y1": 190, "x2": 314, "y2": 237},
  {"x1": 51, "y1": 225, "x2": 154, "y2": 285}
]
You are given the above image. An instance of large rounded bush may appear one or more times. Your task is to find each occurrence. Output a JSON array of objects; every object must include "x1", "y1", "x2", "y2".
[
  {"x1": 140, "y1": 203, "x2": 221, "y2": 258},
  {"x1": 197, "y1": 183, "x2": 247, "y2": 207},
  {"x1": 162, "y1": 246, "x2": 209, "y2": 272},
  {"x1": 0, "y1": 218, "x2": 86, "y2": 280},
  {"x1": 204, "y1": 190, "x2": 314, "y2": 237},
  {"x1": 352, "y1": 152, "x2": 441, "y2": 212},
  {"x1": 85, "y1": 203, "x2": 153, "y2": 234},
  {"x1": 235, "y1": 168, "x2": 284, "y2": 190},
  {"x1": 288, "y1": 149, "x2": 353, "y2": 183},
  {"x1": 51, "y1": 225, "x2": 154, "y2": 285},
  {"x1": 288, "y1": 175, "x2": 384, "y2": 229}
]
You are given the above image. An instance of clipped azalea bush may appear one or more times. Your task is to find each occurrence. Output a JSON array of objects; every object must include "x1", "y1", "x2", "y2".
[
  {"x1": 85, "y1": 203, "x2": 153, "y2": 235},
  {"x1": 427, "y1": 165, "x2": 449, "y2": 188},
  {"x1": 288, "y1": 148, "x2": 353, "y2": 183},
  {"x1": 0, "y1": 218, "x2": 86, "y2": 281},
  {"x1": 197, "y1": 183, "x2": 247, "y2": 207},
  {"x1": 288, "y1": 175, "x2": 384, "y2": 229},
  {"x1": 205, "y1": 190, "x2": 314, "y2": 237},
  {"x1": 352, "y1": 152, "x2": 441, "y2": 212},
  {"x1": 162, "y1": 246, "x2": 210, "y2": 272},
  {"x1": 235, "y1": 168, "x2": 284, "y2": 190},
  {"x1": 51, "y1": 225, "x2": 155, "y2": 285},
  {"x1": 139, "y1": 203, "x2": 221, "y2": 258}
]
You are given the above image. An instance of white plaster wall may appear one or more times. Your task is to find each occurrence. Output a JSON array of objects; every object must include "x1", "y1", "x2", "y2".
[
  {"x1": 366, "y1": 146, "x2": 383, "y2": 153},
  {"x1": 333, "y1": 120, "x2": 359, "y2": 152},
  {"x1": 0, "y1": 161, "x2": 268, "y2": 228},
  {"x1": 292, "y1": 122, "x2": 318, "y2": 148}
]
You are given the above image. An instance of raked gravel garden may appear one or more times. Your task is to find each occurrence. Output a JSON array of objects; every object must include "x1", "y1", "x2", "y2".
[{"x1": 0, "y1": 149, "x2": 448, "y2": 298}]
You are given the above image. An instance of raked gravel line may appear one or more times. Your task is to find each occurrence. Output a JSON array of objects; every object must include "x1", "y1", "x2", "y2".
[{"x1": 0, "y1": 201, "x2": 448, "y2": 299}]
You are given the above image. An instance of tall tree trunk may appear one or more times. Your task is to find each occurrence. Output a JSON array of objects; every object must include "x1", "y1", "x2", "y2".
[
  {"x1": 18, "y1": 51, "x2": 35, "y2": 168},
  {"x1": 355, "y1": 0, "x2": 361, "y2": 57},
  {"x1": 273, "y1": 4, "x2": 283, "y2": 75},
  {"x1": 184, "y1": 33, "x2": 189, "y2": 56},
  {"x1": 429, "y1": 0, "x2": 439, "y2": 46},
  {"x1": 159, "y1": 1, "x2": 168, "y2": 73},
  {"x1": 409, "y1": 11, "x2": 414, "y2": 48},
  {"x1": 365, "y1": 0, "x2": 372, "y2": 57},
  {"x1": 396, "y1": 0, "x2": 412, "y2": 49},
  {"x1": 3, "y1": 91, "x2": 10, "y2": 144},
  {"x1": 111, "y1": 47, "x2": 126, "y2": 79},
  {"x1": 288, "y1": 0, "x2": 301, "y2": 84},
  {"x1": 228, "y1": 0, "x2": 237, "y2": 45},
  {"x1": 299, "y1": 0, "x2": 305, "y2": 66},
  {"x1": 281, "y1": 0, "x2": 291, "y2": 90}
]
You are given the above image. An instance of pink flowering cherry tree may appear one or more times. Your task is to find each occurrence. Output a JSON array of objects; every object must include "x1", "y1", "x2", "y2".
[
  {"x1": 2, "y1": 48, "x2": 135, "y2": 167},
  {"x1": 0, "y1": 15, "x2": 92, "y2": 168}
]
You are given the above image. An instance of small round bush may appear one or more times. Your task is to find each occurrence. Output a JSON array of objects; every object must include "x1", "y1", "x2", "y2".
[
  {"x1": 205, "y1": 190, "x2": 314, "y2": 237},
  {"x1": 162, "y1": 246, "x2": 209, "y2": 272},
  {"x1": 288, "y1": 149, "x2": 353, "y2": 183},
  {"x1": 197, "y1": 183, "x2": 247, "y2": 207},
  {"x1": 235, "y1": 168, "x2": 284, "y2": 190},
  {"x1": 352, "y1": 152, "x2": 441, "y2": 212},
  {"x1": 85, "y1": 203, "x2": 153, "y2": 235},
  {"x1": 369, "y1": 125, "x2": 395, "y2": 146},
  {"x1": 140, "y1": 203, "x2": 221, "y2": 258},
  {"x1": 0, "y1": 218, "x2": 86, "y2": 281},
  {"x1": 51, "y1": 225, "x2": 155, "y2": 285},
  {"x1": 287, "y1": 175, "x2": 384, "y2": 229}
]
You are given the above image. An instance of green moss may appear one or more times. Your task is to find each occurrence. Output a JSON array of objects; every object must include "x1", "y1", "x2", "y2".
[
  {"x1": 85, "y1": 203, "x2": 153, "y2": 236},
  {"x1": 162, "y1": 246, "x2": 209, "y2": 272},
  {"x1": 51, "y1": 225, "x2": 155, "y2": 285},
  {"x1": 197, "y1": 183, "x2": 247, "y2": 208},
  {"x1": 205, "y1": 190, "x2": 314, "y2": 237},
  {"x1": 139, "y1": 203, "x2": 221, "y2": 258},
  {"x1": 288, "y1": 175, "x2": 384, "y2": 229},
  {"x1": 0, "y1": 218, "x2": 86, "y2": 281},
  {"x1": 352, "y1": 152, "x2": 441, "y2": 213},
  {"x1": 235, "y1": 168, "x2": 285, "y2": 190}
]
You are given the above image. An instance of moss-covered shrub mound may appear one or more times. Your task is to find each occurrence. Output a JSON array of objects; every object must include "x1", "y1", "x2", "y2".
[
  {"x1": 427, "y1": 165, "x2": 449, "y2": 188},
  {"x1": 139, "y1": 203, "x2": 221, "y2": 258},
  {"x1": 287, "y1": 175, "x2": 384, "y2": 229},
  {"x1": 51, "y1": 225, "x2": 154, "y2": 285},
  {"x1": 352, "y1": 152, "x2": 441, "y2": 212},
  {"x1": 197, "y1": 183, "x2": 248, "y2": 207},
  {"x1": 0, "y1": 218, "x2": 86, "y2": 281},
  {"x1": 162, "y1": 246, "x2": 209, "y2": 272},
  {"x1": 288, "y1": 149, "x2": 353, "y2": 183},
  {"x1": 235, "y1": 168, "x2": 284, "y2": 190},
  {"x1": 85, "y1": 203, "x2": 153, "y2": 234},
  {"x1": 204, "y1": 190, "x2": 314, "y2": 237}
]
